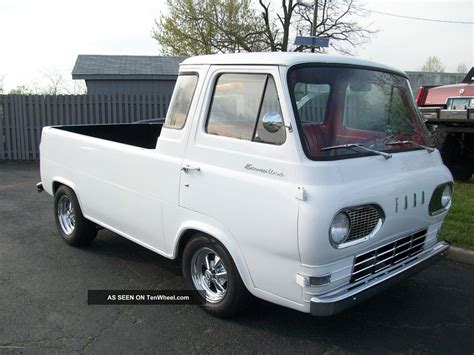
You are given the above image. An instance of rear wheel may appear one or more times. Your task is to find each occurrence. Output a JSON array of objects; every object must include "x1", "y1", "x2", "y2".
[
  {"x1": 182, "y1": 234, "x2": 250, "y2": 317},
  {"x1": 54, "y1": 185, "x2": 97, "y2": 246}
]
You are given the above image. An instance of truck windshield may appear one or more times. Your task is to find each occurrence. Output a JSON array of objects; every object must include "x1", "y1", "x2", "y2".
[{"x1": 288, "y1": 65, "x2": 430, "y2": 160}]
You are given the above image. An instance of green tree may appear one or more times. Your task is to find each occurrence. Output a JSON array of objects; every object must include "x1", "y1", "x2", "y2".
[
  {"x1": 153, "y1": 0, "x2": 267, "y2": 55},
  {"x1": 420, "y1": 56, "x2": 445, "y2": 73}
]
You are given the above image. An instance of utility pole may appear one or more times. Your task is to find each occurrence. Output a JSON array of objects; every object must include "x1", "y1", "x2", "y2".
[
  {"x1": 311, "y1": 0, "x2": 318, "y2": 52},
  {"x1": 311, "y1": 0, "x2": 318, "y2": 36}
]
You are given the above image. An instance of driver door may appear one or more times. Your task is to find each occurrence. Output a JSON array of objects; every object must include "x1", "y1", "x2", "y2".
[{"x1": 178, "y1": 66, "x2": 302, "y2": 302}]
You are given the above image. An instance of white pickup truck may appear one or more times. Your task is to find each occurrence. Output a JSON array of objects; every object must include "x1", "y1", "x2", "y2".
[{"x1": 39, "y1": 53, "x2": 452, "y2": 317}]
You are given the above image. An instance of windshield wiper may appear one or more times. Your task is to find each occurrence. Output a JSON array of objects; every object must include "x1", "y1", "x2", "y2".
[
  {"x1": 321, "y1": 144, "x2": 392, "y2": 160},
  {"x1": 385, "y1": 140, "x2": 435, "y2": 153}
]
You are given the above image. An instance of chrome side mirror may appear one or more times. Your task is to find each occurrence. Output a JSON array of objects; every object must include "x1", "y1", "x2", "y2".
[{"x1": 262, "y1": 112, "x2": 284, "y2": 133}]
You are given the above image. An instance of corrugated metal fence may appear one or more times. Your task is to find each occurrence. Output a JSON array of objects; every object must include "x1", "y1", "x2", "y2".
[{"x1": 0, "y1": 94, "x2": 171, "y2": 160}]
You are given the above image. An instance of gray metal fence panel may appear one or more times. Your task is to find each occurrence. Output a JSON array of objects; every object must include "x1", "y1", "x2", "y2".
[
  {"x1": 0, "y1": 94, "x2": 171, "y2": 160},
  {"x1": 0, "y1": 96, "x2": 4, "y2": 159}
]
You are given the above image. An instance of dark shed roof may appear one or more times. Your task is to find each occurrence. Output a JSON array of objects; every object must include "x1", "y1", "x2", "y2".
[
  {"x1": 72, "y1": 55, "x2": 187, "y2": 80},
  {"x1": 462, "y1": 67, "x2": 474, "y2": 83}
]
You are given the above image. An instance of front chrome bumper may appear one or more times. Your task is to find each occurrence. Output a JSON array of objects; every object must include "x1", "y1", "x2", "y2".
[{"x1": 310, "y1": 240, "x2": 450, "y2": 316}]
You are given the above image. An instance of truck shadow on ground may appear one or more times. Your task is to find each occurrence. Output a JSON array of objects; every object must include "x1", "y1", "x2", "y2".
[{"x1": 79, "y1": 229, "x2": 182, "y2": 276}]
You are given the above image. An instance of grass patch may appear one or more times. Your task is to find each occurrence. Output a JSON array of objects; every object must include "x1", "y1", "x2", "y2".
[{"x1": 441, "y1": 181, "x2": 474, "y2": 249}]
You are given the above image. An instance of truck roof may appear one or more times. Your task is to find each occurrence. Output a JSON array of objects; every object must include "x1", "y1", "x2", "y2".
[{"x1": 181, "y1": 52, "x2": 407, "y2": 77}]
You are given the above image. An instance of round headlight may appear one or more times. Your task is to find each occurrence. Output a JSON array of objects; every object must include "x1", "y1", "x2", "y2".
[
  {"x1": 330, "y1": 212, "x2": 351, "y2": 246},
  {"x1": 441, "y1": 184, "x2": 453, "y2": 208}
]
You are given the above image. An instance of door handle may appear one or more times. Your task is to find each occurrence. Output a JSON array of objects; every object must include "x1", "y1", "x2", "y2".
[{"x1": 181, "y1": 165, "x2": 201, "y2": 173}]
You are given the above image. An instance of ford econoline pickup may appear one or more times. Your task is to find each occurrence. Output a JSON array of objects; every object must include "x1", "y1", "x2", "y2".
[{"x1": 38, "y1": 53, "x2": 452, "y2": 317}]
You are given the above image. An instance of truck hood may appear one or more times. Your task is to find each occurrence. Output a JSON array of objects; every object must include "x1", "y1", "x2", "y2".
[{"x1": 297, "y1": 149, "x2": 452, "y2": 266}]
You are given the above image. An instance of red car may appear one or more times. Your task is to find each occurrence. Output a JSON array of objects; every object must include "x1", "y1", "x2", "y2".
[{"x1": 417, "y1": 68, "x2": 474, "y2": 180}]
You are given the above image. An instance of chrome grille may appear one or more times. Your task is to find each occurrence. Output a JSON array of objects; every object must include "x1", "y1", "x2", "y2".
[
  {"x1": 345, "y1": 205, "x2": 382, "y2": 242},
  {"x1": 350, "y1": 229, "x2": 427, "y2": 283}
]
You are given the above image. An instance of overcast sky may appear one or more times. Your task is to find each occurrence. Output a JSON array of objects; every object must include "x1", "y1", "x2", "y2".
[{"x1": 0, "y1": 0, "x2": 472, "y2": 91}]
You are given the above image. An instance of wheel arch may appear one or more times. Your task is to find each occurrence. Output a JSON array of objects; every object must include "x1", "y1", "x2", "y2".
[
  {"x1": 50, "y1": 177, "x2": 88, "y2": 215},
  {"x1": 173, "y1": 222, "x2": 256, "y2": 293},
  {"x1": 51, "y1": 177, "x2": 78, "y2": 195}
]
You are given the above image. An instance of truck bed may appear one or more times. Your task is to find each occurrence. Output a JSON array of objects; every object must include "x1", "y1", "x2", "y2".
[
  {"x1": 419, "y1": 107, "x2": 474, "y2": 125},
  {"x1": 55, "y1": 122, "x2": 163, "y2": 149}
]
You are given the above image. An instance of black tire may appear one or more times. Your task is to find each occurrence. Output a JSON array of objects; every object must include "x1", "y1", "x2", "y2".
[
  {"x1": 182, "y1": 234, "x2": 251, "y2": 317},
  {"x1": 54, "y1": 185, "x2": 97, "y2": 246},
  {"x1": 451, "y1": 165, "x2": 472, "y2": 181},
  {"x1": 432, "y1": 131, "x2": 472, "y2": 181}
]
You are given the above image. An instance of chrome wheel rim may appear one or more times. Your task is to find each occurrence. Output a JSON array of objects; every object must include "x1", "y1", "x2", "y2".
[
  {"x1": 191, "y1": 247, "x2": 228, "y2": 303},
  {"x1": 57, "y1": 195, "x2": 75, "y2": 235}
]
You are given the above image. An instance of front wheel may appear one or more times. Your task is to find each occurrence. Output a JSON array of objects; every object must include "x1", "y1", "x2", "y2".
[
  {"x1": 54, "y1": 185, "x2": 97, "y2": 246},
  {"x1": 182, "y1": 235, "x2": 250, "y2": 317}
]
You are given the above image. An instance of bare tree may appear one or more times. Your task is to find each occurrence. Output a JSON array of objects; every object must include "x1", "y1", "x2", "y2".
[
  {"x1": 259, "y1": 0, "x2": 375, "y2": 54},
  {"x1": 0, "y1": 74, "x2": 5, "y2": 94},
  {"x1": 40, "y1": 69, "x2": 68, "y2": 95},
  {"x1": 70, "y1": 80, "x2": 87, "y2": 95},
  {"x1": 37, "y1": 69, "x2": 86, "y2": 95},
  {"x1": 420, "y1": 56, "x2": 445, "y2": 73},
  {"x1": 457, "y1": 63, "x2": 468, "y2": 74},
  {"x1": 258, "y1": 0, "x2": 298, "y2": 51},
  {"x1": 7, "y1": 69, "x2": 86, "y2": 95}
]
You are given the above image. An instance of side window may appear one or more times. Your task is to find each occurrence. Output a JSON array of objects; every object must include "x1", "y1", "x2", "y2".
[
  {"x1": 254, "y1": 77, "x2": 286, "y2": 145},
  {"x1": 206, "y1": 73, "x2": 285, "y2": 145},
  {"x1": 207, "y1": 74, "x2": 267, "y2": 140},
  {"x1": 164, "y1": 74, "x2": 198, "y2": 129}
]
